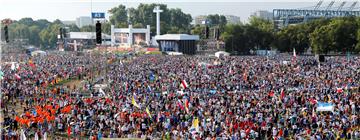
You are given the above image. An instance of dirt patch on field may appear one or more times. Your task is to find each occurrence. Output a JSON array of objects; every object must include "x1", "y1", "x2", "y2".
[{"x1": 63, "y1": 79, "x2": 83, "y2": 89}]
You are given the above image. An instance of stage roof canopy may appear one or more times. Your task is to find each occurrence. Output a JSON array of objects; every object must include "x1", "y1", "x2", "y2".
[
  {"x1": 69, "y1": 32, "x2": 110, "y2": 39},
  {"x1": 155, "y1": 34, "x2": 199, "y2": 41}
]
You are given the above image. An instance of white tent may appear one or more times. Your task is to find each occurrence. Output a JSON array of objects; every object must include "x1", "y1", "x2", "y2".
[
  {"x1": 31, "y1": 50, "x2": 47, "y2": 56},
  {"x1": 167, "y1": 52, "x2": 183, "y2": 55},
  {"x1": 215, "y1": 51, "x2": 230, "y2": 58},
  {"x1": 94, "y1": 84, "x2": 107, "y2": 89}
]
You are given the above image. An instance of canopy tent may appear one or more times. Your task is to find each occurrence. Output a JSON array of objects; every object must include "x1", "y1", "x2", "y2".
[
  {"x1": 31, "y1": 50, "x2": 47, "y2": 56},
  {"x1": 215, "y1": 51, "x2": 230, "y2": 58},
  {"x1": 166, "y1": 52, "x2": 183, "y2": 55}
]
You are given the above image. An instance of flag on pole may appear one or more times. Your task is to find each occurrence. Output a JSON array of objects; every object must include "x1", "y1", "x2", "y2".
[
  {"x1": 145, "y1": 107, "x2": 152, "y2": 118},
  {"x1": 193, "y1": 117, "x2": 199, "y2": 128},
  {"x1": 67, "y1": 125, "x2": 71, "y2": 137},
  {"x1": 180, "y1": 80, "x2": 188, "y2": 89},
  {"x1": 184, "y1": 99, "x2": 189, "y2": 113},
  {"x1": 11, "y1": 63, "x2": 16, "y2": 70},
  {"x1": 291, "y1": 48, "x2": 297, "y2": 63},
  {"x1": 132, "y1": 96, "x2": 140, "y2": 108},
  {"x1": 16, "y1": 63, "x2": 20, "y2": 71},
  {"x1": 147, "y1": 85, "x2": 152, "y2": 93},
  {"x1": 20, "y1": 129, "x2": 27, "y2": 140},
  {"x1": 293, "y1": 48, "x2": 296, "y2": 58},
  {"x1": 14, "y1": 74, "x2": 21, "y2": 80},
  {"x1": 189, "y1": 117, "x2": 199, "y2": 133},
  {"x1": 280, "y1": 89, "x2": 285, "y2": 100},
  {"x1": 312, "y1": 108, "x2": 316, "y2": 118},
  {"x1": 178, "y1": 100, "x2": 184, "y2": 110}
]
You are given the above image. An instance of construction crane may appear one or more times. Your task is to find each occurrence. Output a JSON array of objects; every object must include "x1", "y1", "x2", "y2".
[
  {"x1": 337, "y1": 1, "x2": 347, "y2": 11},
  {"x1": 315, "y1": 0, "x2": 323, "y2": 10},
  {"x1": 349, "y1": 1, "x2": 358, "y2": 11},
  {"x1": 326, "y1": 1, "x2": 335, "y2": 10}
]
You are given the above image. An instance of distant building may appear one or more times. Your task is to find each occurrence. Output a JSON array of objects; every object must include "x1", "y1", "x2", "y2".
[
  {"x1": 194, "y1": 15, "x2": 207, "y2": 25},
  {"x1": 76, "y1": 16, "x2": 93, "y2": 28},
  {"x1": 251, "y1": 10, "x2": 273, "y2": 20},
  {"x1": 62, "y1": 20, "x2": 76, "y2": 25},
  {"x1": 194, "y1": 15, "x2": 241, "y2": 25},
  {"x1": 225, "y1": 15, "x2": 241, "y2": 24}
]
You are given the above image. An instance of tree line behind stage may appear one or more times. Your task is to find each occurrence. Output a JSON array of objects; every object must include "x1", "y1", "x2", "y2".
[
  {"x1": 222, "y1": 16, "x2": 360, "y2": 55},
  {"x1": 2, "y1": 3, "x2": 360, "y2": 54}
]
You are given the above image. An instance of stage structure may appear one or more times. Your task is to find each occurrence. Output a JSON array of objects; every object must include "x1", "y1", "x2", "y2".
[
  {"x1": 273, "y1": 0, "x2": 360, "y2": 29},
  {"x1": 63, "y1": 32, "x2": 111, "y2": 51},
  {"x1": 110, "y1": 25, "x2": 151, "y2": 47},
  {"x1": 155, "y1": 34, "x2": 199, "y2": 55}
]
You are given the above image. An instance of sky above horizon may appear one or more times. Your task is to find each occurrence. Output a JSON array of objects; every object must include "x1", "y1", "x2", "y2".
[{"x1": 2, "y1": 0, "x2": 355, "y2": 23}]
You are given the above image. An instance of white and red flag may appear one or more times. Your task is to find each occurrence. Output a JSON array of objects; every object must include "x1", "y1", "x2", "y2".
[
  {"x1": 14, "y1": 74, "x2": 21, "y2": 80},
  {"x1": 180, "y1": 80, "x2": 189, "y2": 89}
]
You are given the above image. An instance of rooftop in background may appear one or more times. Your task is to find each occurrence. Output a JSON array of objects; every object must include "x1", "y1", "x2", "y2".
[
  {"x1": 62, "y1": 20, "x2": 76, "y2": 25},
  {"x1": 76, "y1": 16, "x2": 93, "y2": 28},
  {"x1": 251, "y1": 10, "x2": 273, "y2": 20}
]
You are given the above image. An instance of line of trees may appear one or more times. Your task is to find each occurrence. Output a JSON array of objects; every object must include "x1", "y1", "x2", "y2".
[
  {"x1": 222, "y1": 16, "x2": 360, "y2": 54},
  {"x1": 2, "y1": 18, "x2": 80, "y2": 49},
  {"x1": 3, "y1": 3, "x2": 360, "y2": 54},
  {"x1": 2, "y1": 3, "x2": 192, "y2": 49},
  {"x1": 108, "y1": 4, "x2": 192, "y2": 34}
]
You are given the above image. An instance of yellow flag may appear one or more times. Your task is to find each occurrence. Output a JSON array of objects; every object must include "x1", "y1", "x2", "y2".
[
  {"x1": 132, "y1": 96, "x2": 140, "y2": 108},
  {"x1": 146, "y1": 107, "x2": 152, "y2": 118},
  {"x1": 193, "y1": 117, "x2": 199, "y2": 129}
]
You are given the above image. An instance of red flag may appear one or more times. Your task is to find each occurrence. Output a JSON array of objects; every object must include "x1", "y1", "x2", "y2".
[
  {"x1": 268, "y1": 90, "x2": 274, "y2": 97},
  {"x1": 261, "y1": 121, "x2": 266, "y2": 127},
  {"x1": 278, "y1": 128, "x2": 283, "y2": 137},
  {"x1": 105, "y1": 98, "x2": 112, "y2": 104},
  {"x1": 85, "y1": 98, "x2": 93, "y2": 104},
  {"x1": 67, "y1": 125, "x2": 71, "y2": 137},
  {"x1": 180, "y1": 80, "x2": 188, "y2": 89},
  {"x1": 177, "y1": 100, "x2": 184, "y2": 110},
  {"x1": 280, "y1": 89, "x2": 285, "y2": 100},
  {"x1": 185, "y1": 99, "x2": 189, "y2": 112},
  {"x1": 309, "y1": 98, "x2": 317, "y2": 104},
  {"x1": 61, "y1": 105, "x2": 72, "y2": 113},
  {"x1": 336, "y1": 88, "x2": 343, "y2": 93},
  {"x1": 15, "y1": 116, "x2": 20, "y2": 122}
]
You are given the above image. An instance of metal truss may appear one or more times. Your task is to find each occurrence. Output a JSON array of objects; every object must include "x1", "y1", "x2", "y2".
[{"x1": 273, "y1": 9, "x2": 360, "y2": 29}]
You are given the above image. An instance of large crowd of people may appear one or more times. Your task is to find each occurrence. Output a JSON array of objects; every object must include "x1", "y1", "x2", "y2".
[{"x1": 0, "y1": 51, "x2": 359, "y2": 139}]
